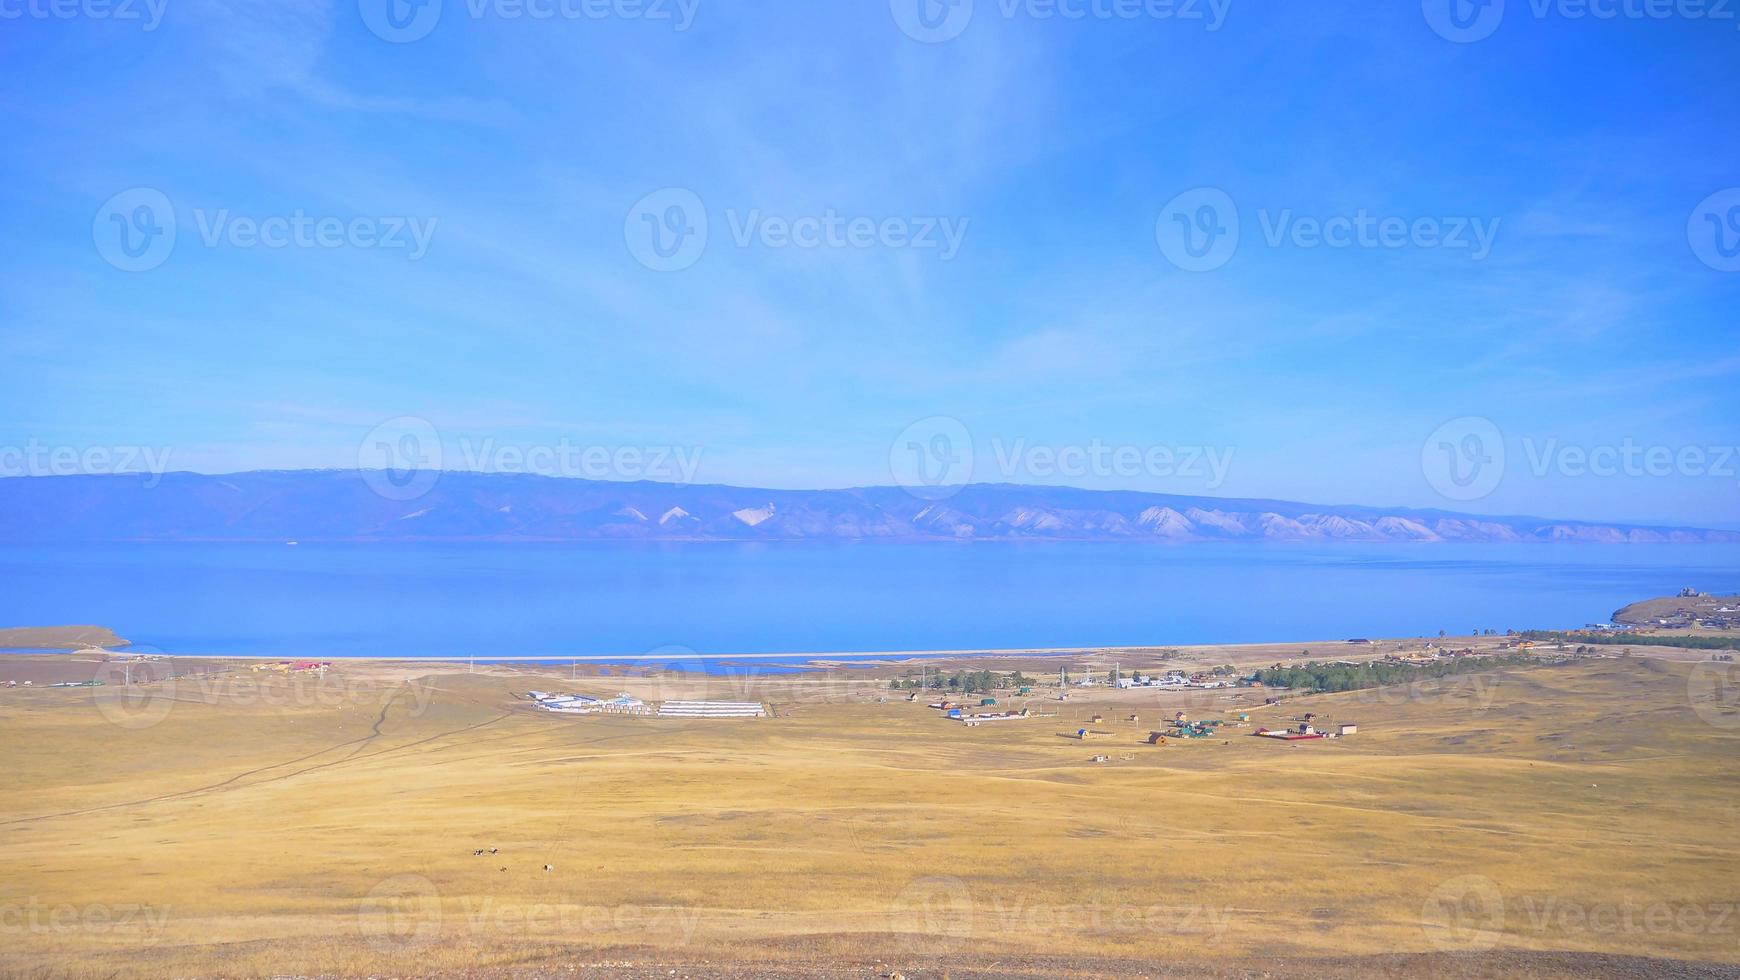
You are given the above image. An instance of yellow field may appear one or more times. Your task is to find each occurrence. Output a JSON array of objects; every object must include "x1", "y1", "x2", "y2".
[{"x1": 3, "y1": 653, "x2": 1739, "y2": 978}]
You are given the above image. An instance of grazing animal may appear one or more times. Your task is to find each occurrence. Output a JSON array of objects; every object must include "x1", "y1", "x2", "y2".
[
  {"x1": 543, "y1": 864, "x2": 554, "y2": 872},
  {"x1": 499, "y1": 866, "x2": 507, "y2": 872},
  {"x1": 489, "y1": 847, "x2": 499, "y2": 854},
  {"x1": 472, "y1": 849, "x2": 484, "y2": 856}
]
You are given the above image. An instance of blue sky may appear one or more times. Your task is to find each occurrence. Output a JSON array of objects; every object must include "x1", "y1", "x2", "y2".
[{"x1": 1, "y1": 0, "x2": 1737, "y2": 525}]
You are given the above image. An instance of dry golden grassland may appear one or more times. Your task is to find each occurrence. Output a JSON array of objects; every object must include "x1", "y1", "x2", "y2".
[{"x1": 2, "y1": 652, "x2": 1739, "y2": 978}]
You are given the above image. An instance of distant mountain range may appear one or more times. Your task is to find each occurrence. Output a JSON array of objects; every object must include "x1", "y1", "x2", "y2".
[{"x1": 1, "y1": 471, "x2": 1733, "y2": 544}]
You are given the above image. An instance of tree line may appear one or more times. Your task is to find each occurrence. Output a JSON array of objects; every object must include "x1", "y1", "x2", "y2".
[
  {"x1": 1251, "y1": 654, "x2": 1542, "y2": 694},
  {"x1": 890, "y1": 670, "x2": 1033, "y2": 693},
  {"x1": 1518, "y1": 630, "x2": 1739, "y2": 652}
]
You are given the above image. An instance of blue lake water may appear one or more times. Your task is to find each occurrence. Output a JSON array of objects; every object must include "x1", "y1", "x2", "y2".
[{"x1": 0, "y1": 541, "x2": 1735, "y2": 660}]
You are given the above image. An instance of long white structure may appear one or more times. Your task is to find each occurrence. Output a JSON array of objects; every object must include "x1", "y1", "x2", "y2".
[
  {"x1": 527, "y1": 691, "x2": 602, "y2": 713},
  {"x1": 656, "y1": 700, "x2": 766, "y2": 718}
]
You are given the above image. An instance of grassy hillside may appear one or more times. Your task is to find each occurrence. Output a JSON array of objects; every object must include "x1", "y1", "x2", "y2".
[{"x1": 1, "y1": 656, "x2": 1737, "y2": 977}]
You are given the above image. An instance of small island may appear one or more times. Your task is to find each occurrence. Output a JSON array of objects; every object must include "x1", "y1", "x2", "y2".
[{"x1": 0, "y1": 625, "x2": 128, "y2": 650}]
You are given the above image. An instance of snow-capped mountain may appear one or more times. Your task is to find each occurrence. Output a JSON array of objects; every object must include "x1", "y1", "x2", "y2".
[{"x1": 1, "y1": 471, "x2": 1732, "y2": 544}]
